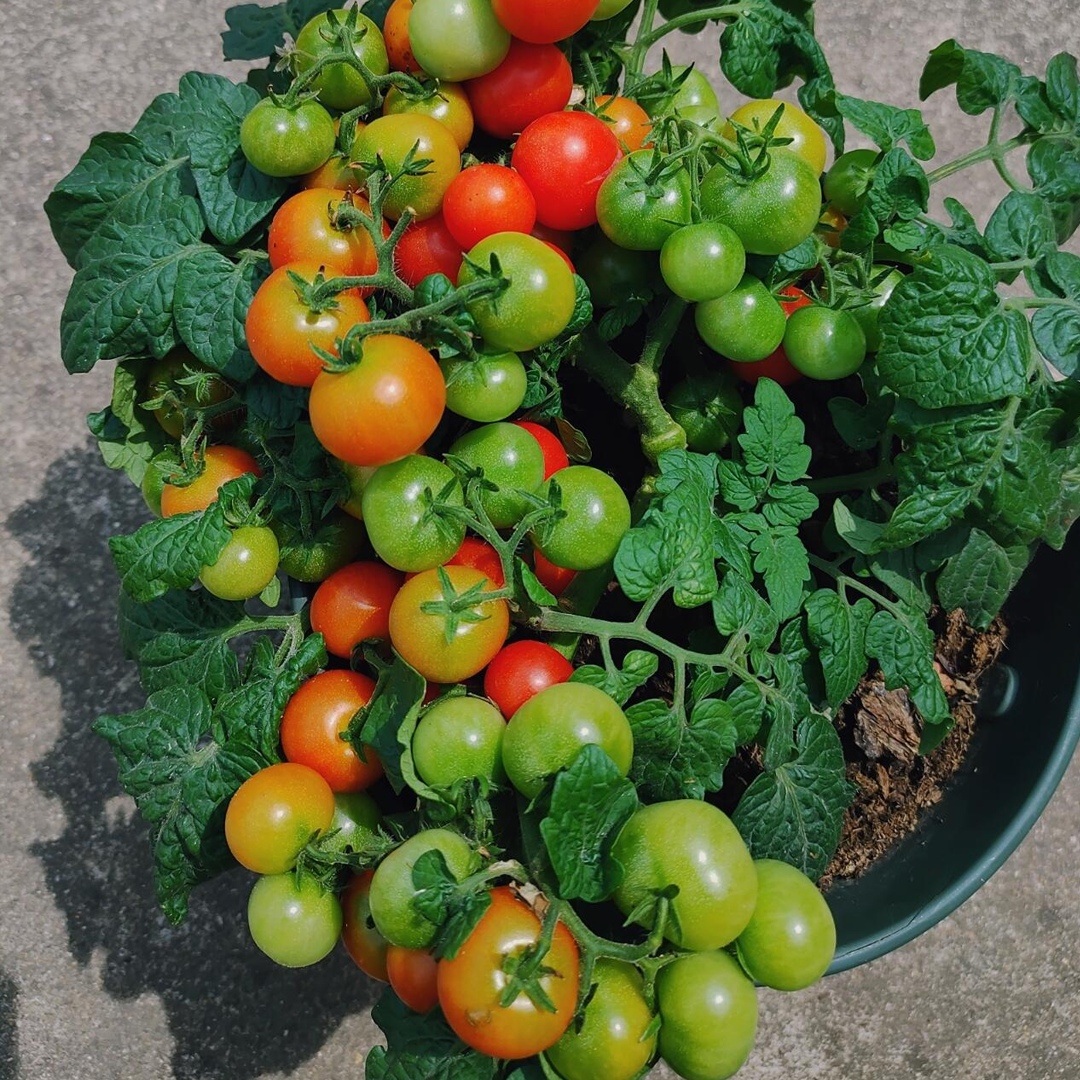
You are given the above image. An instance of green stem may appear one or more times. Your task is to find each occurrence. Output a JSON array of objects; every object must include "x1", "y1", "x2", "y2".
[
  {"x1": 806, "y1": 463, "x2": 894, "y2": 495},
  {"x1": 925, "y1": 131, "x2": 1033, "y2": 184},
  {"x1": 637, "y1": 3, "x2": 749, "y2": 48},
  {"x1": 640, "y1": 297, "x2": 688, "y2": 373},
  {"x1": 1006, "y1": 295, "x2": 1080, "y2": 312},
  {"x1": 626, "y1": 0, "x2": 662, "y2": 82}
]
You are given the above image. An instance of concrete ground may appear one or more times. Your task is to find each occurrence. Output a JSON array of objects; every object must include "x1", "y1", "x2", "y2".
[{"x1": 2, "y1": 1, "x2": 1079, "y2": 1078}]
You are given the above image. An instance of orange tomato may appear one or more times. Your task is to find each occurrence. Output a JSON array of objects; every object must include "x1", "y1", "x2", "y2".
[
  {"x1": 160, "y1": 445, "x2": 261, "y2": 517},
  {"x1": 387, "y1": 946, "x2": 440, "y2": 1013},
  {"x1": 268, "y1": 188, "x2": 381, "y2": 280},
  {"x1": 383, "y1": 0, "x2": 423, "y2": 74},
  {"x1": 341, "y1": 870, "x2": 390, "y2": 981},
  {"x1": 596, "y1": 95, "x2": 652, "y2": 152}
]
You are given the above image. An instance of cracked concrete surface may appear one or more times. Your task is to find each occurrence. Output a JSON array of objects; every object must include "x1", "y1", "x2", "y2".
[{"x1": 1, "y1": 2, "x2": 1079, "y2": 1078}]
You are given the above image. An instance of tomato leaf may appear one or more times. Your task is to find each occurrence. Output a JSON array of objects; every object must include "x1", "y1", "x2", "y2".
[
  {"x1": 221, "y1": 0, "x2": 338, "y2": 61},
  {"x1": 936, "y1": 528, "x2": 1025, "y2": 629},
  {"x1": 570, "y1": 649, "x2": 659, "y2": 706},
  {"x1": 831, "y1": 93, "x2": 935, "y2": 159},
  {"x1": 410, "y1": 849, "x2": 493, "y2": 960},
  {"x1": 864, "y1": 608, "x2": 950, "y2": 729},
  {"x1": 1030, "y1": 251, "x2": 1080, "y2": 376},
  {"x1": 804, "y1": 590, "x2": 874, "y2": 708}
]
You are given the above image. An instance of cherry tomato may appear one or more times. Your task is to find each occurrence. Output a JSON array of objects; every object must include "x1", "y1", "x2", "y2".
[
  {"x1": 407, "y1": 0, "x2": 511, "y2": 81},
  {"x1": 389, "y1": 566, "x2": 510, "y2": 683},
  {"x1": 384, "y1": 82, "x2": 474, "y2": 152},
  {"x1": 695, "y1": 273, "x2": 786, "y2": 363},
  {"x1": 447, "y1": 422, "x2": 546, "y2": 528},
  {"x1": 725, "y1": 98, "x2": 827, "y2": 175},
  {"x1": 143, "y1": 351, "x2": 233, "y2": 439},
  {"x1": 383, "y1": 0, "x2": 423, "y2": 74},
  {"x1": 246, "y1": 262, "x2": 370, "y2": 387},
  {"x1": 341, "y1": 870, "x2": 390, "y2": 981},
  {"x1": 596, "y1": 150, "x2": 693, "y2": 251},
  {"x1": 294, "y1": 9, "x2": 390, "y2": 111},
  {"x1": 411, "y1": 695, "x2": 507, "y2": 787},
  {"x1": 441, "y1": 350, "x2": 527, "y2": 422},
  {"x1": 309, "y1": 335, "x2": 446, "y2": 467},
  {"x1": 361, "y1": 456, "x2": 466, "y2": 572},
  {"x1": 666, "y1": 370, "x2": 744, "y2": 453},
  {"x1": 443, "y1": 165, "x2": 537, "y2": 250},
  {"x1": 324, "y1": 791, "x2": 383, "y2": 856},
  {"x1": 660, "y1": 221, "x2": 746, "y2": 302},
  {"x1": 240, "y1": 99, "x2": 335, "y2": 178},
  {"x1": 512, "y1": 421, "x2": 570, "y2": 478},
  {"x1": 491, "y1": 0, "x2": 599, "y2": 44},
  {"x1": 395, "y1": 213, "x2": 464, "y2": 287},
  {"x1": 531, "y1": 465, "x2": 630, "y2": 571},
  {"x1": 438, "y1": 886, "x2": 579, "y2": 1058},
  {"x1": 225, "y1": 763, "x2": 335, "y2": 875},
  {"x1": 406, "y1": 536, "x2": 506, "y2": 588},
  {"x1": 596, "y1": 94, "x2": 652, "y2": 152},
  {"x1": 268, "y1": 189, "x2": 380, "y2": 280},
  {"x1": 199, "y1": 525, "x2": 280, "y2": 601},
  {"x1": 818, "y1": 204, "x2": 848, "y2": 248},
  {"x1": 532, "y1": 549, "x2": 576, "y2": 596},
  {"x1": 483, "y1": 639, "x2": 574, "y2": 718},
  {"x1": 824, "y1": 148, "x2": 878, "y2": 216},
  {"x1": 281, "y1": 670, "x2": 382, "y2": 792},
  {"x1": 512, "y1": 112, "x2": 622, "y2": 231},
  {"x1": 466, "y1": 39, "x2": 573, "y2": 139},
  {"x1": 783, "y1": 305, "x2": 867, "y2": 380},
  {"x1": 310, "y1": 561, "x2": 404, "y2": 658},
  {"x1": 728, "y1": 284, "x2": 811, "y2": 384},
  {"x1": 664, "y1": 65, "x2": 721, "y2": 117},
  {"x1": 591, "y1": 0, "x2": 634, "y2": 18},
  {"x1": 576, "y1": 235, "x2": 653, "y2": 309},
  {"x1": 248, "y1": 873, "x2": 342, "y2": 968},
  {"x1": 387, "y1": 946, "x2": 440, "y2": 1013},
  {"x1": 302, "y1": 119, "x2": 367, "y2": 191},
  {"x1": 271, "y1": 511, "x2": 367, "y2": 583},
  {"x1": 160, "y1": 445, "x2": 260, "y2": 518},
  {"x1": 849, "y1": 266, "x2": 904, "y2": 352},
  {"x1": 338, "y1": 461, "x2": 377, "y2": 521}
]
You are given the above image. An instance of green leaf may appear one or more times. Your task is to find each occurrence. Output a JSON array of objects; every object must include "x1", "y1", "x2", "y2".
[
  {"x1": 515, "y1": 558, "x2": 558, "y2": 608},
  {"x1": 936, "y1": 527, "x2": 1022, "y2": 629},
  {"x1": 864, "y1": 608, "x2": 950, "y2": 726},
  {"x1": 832, "y1": 500, "x2": 884, "y2": 554},
  {"x1": 828, "y1": 395, "x2": 893, "y2": 452},
  {"x1": 920, "y1": 40, "x2": 1021, "y2": 115},
  {"x1": 1031, "y1": 252, "x2": 1080, "y2": 376},
  {"x1": 923, "y1": 197, "x2": 989, "y2": 257},
  {"x1": 733, "y1": 712, "x2": 854, "y2": 880},
  {"x1": 832, "y1": 93, "x2": 935, "y2": 159},
  {"x1": 805, "y1": 591, "x2": 874, "y2": 708},
  {"x1": 738, "y1": 378, "x2": 812, "y2": 481},
  {"x1": 566, "y1": 275, "x2": 594, "y2": 335},
  {"x1": 410, "y1": 849, "x2": 492, "y2": 960},
  {"x1": 1045, "y1": 52, "x2": 1080, "y2": 128},
  {"x1": 221, "y1": 0, "x2": 338, "y2": 61},
  {"x1": 984, "y1": 191, "x2": 1058, "y2": 263},
  {"x1": 713, "y1": 518, "x2": 754, "y2": 580},
  {"x1": 540, "y1": 745, "x2": 639, "y2": 903},
  {"x1": 570, "y1": 650, "x2": 659, "y2": 706},
  {"x1": 240, "y1": 375, "x2": 309, "y2": 429},
  {"x1": 750, "y1": 528, "x2": 810, "y2": 622},
  {"x1": 861, "y1": 547, "x2": 931, "y2": 614},
  {"x1": 865, "y1": 147, "x2": 929, "y2": 224},
  {"x1": 712, "y1": 572, "x2": 778, "y2": 650},
  {"x1": 353, "y1": 653, "x2": 427, "y2": 795},
  {"x1": 1026, "y1": 136, "x2": 1080, "y2": 243}
]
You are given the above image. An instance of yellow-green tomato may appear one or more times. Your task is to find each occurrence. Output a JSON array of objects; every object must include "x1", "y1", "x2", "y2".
[
  {"x1": 412, "y1": 695, "x2": 507, "y2": 788},
  {"x1": 547, "y1": 960, "x2": 657, "y2": 1080},
  {"x1": 591, "y1": 0, "x2": 635, "y2": 18},
  {"x1": 408, "y1": 0, "x2": 511, "y2": 81},
  {"x1": 440, "y1": 351, "x2": 527, "y2": 422},
  {"x1": 725, "y1": 98, "x2": 827, "y2": 175},
  {"x1": 294, "y1": 9, "x2": 390, "y2": 111},
  {"x1": 530, "y1": 465, "x2": 631, "y2": 571},
  {"x1": 338, "y1": 461, "x2": 378, "y2": 520},
  {"x1": 321, "y1": 791, "x2": 382, "y2": 857},
  {"x1": 657, "y1": 950, "x2": 758, "y2": 1080},
  {"x1": 199, "y1": 526, "x2": 280, "y2": 601},
  {"x1": 247, "y1": 873, "x2": 343, "y2": 968},
  {"x1": 735, "y1": 859, "x2": 836, "y2": 990}
]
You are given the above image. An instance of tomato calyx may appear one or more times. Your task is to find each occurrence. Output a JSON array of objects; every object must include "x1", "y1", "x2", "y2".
[{"x1": 418, "y1": 566, "x2": 498, "y2": 643}]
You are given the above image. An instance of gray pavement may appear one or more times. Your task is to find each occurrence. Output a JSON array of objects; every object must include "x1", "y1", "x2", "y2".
[{"x1": 2, "y1": 2, "x2": 1079, "y2": 1078}]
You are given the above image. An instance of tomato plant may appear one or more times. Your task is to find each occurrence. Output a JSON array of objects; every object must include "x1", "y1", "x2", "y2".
[
  {"x1": 576, "y1": 235, "x2": 653, "y2": 309},
  {"x1": 466, "y1": 40, "x2": 573, "y2": 140},
  {"x1": 596, "y1": 94, "x2": 652, "y2": 152},
  {"x1": 144, "y1": 351, "x2": 233, "y2": 438},
  {"x1": 447, "y1": 422, "x2": 546, "y2": 528},
  {"x1": 271, "y1": 511, "x2": 367, "y2": 583},
  {"x1": 269, "y1": 189, "x2": 380, "y2": 279},
  {"x1": 695, "y1": 274, "x2": 787, "y2": 363},
  {"x1": 725, "y1": 98, "x2": 828, "y2": 174},
  {"x1": 665, "y1": 370, "x2": 743, "y2": 453},
  {"x1": 660, "y1": 220, "x2": 746, "y2": 302},
  {"x1": 294, "y1": 9, "x2": 389, "y2": 110},
  {"x1": 310, "y1": 561, "x2": 404, "y2": 656},
  {"x1": 596, "y1": 151, "x2": 693, "y2": 251},
  {"x1": 491, "y1": 0, "x2": 598, "y2": 44},
  {"x1": 406, "y1": 535, "x2": 505, "y2": 587},
  {"x1": 248, "y1": 873, "x2": 343, "y2": 968},
  {"x1": 395, "y1": 213, "x2": 464, "y2": 287},
  {"x1": 240, "y1": 98, "x2": 335, "y2": 177},
  {"x1": 383, "y1": 0, "x2": 422, "y2": 74},
  {"x1": 783, "y1": 305, "x2": 867, "y2": 380},
  {"x1": 483, "y1": 639, "x2": 574, "y2": 718},
  {"x1": 824, "y1": 148, "x2": 878, "y2": 215}
]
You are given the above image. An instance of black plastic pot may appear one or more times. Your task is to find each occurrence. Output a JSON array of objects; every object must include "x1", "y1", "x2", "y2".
[{"x1": 827, "y1": 541, "x2": 1080, "y2": 972}]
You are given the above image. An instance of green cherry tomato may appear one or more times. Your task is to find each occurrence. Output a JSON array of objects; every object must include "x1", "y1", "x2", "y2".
[
  {"x1": 369, "y1": 829, "x2": 478, "y2": 948},
  {"x1": 247, "y1": 873, "x2": 343, "y2": 968},
  {"x1": 695, "y1": 274, "x2": 786, "y2": 363},
  {"x1": 144, "y1": 351, "x2": 233, "y2": 439},
  {"x1": 338, "y1": 461, "x2": 377, "y2": 521},
  {"x1": 660, "y1": 65, "x2": 721, "y2": 117},
  {"x1": 700, "y1": 150, "x2": 822, "y2": 256},
  {"x1": 666, "y1": 370, "x2": 744, "y2": 453},
  {"x1": 576, "y1": 236, "x2": 654, "y2": 309},
  {"x1": 531, "y1": 466, "x2": 631, "y2": 572},
  {"x1": 848, "y1": 266, "x2": 904, "y2": 352},
  {"x1": 596, "y1": 151, "x2": 693, "y2": 252},
  {"x1": 459, "y1": 232, "x2": 576, "y2": 352},
  {"x1": 783, "y1": 305, "x2": 867, "y2": 380},
  {"x1": 824, "y1": 148, "x2": 878, "y2": 217},
  {"x1": 361, "y1": 456, "x2": 466, "y2": 572},
  {"x1": 657, "y1": 950, "x2": 758, "y2": 1080},
  {"x1": 502, "y1": 683, "x2": 633, "y2": 800},
  {"x1": 447, "y1": 422, "x2": 545, "y2": 528},
  {"x1": 141, "y1": 452, "x2": 176, "y2": 517},
  {"x1": 240, "y1": 99, "x2": 336, "y2": 178},
  {"x1": 271, "y1": 511, "x2": 367, "y2": 583},
  {"x1": 294, "y1": 9, "x2": 390, "y2": 111},
  {"x1": 736, "y1": 859, "x2": 837, "y2": 991},
  {"x1": 547, "y1": 960, "x2": 657, "y2": 1080},
  {"x1": 408, "y1": 0, "x2": 511, "y2": 81},
  {"x1": 199, "y1": 526, "x2": 280, "y2": 601},
  {"x1": 441, "y1": 351, "x2": 527, "y2": 422},
  {"x1": 412, "y1": 695, "x2": 507, "y2": 787},
  {"x1": 660, "y1": 222, "x2": 746, "y2": 302},
  {"x1": 321, "y1": 791, "x2": 383, "y2": 857},
  {"x1": 612, "y1": 800, "x2": 757, "y2": 951},
  {"x1": 591, "y1": 0, "x2": 635, "y2": 19}
]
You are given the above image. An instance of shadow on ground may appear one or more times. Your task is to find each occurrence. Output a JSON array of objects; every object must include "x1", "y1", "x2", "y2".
[
  {"x1": 8, "y1": 444, "x2": 378, "y2": 1080},
  {"x1": 0, "y1": 969, "x2": 18, "y2": 1080}
]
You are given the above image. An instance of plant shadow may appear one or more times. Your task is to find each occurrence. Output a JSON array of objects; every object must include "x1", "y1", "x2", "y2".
[{"x1": 7, "y1": 443, "x2": 378, "y2": 1080}]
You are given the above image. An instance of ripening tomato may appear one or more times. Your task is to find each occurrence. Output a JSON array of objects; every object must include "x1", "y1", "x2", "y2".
[
  {"x1": 309, "y1": 561, "x2": 404, "y2": 658},
  {"x1": 280, "y1": 670, "x2": 383, "y2": 792},
  {"x1": 443, "y1": 164, "x2": 537, "y2": 250},
  {"x1": 724, "y1": 98, "x2": 828, "y2": 175},
  {"x1": 294, "y1": 9, "x2": 389, "y2": 111},
  {"x1": 533, "y1": 549, "x2": 576, "y2": 597},
  {"x1": 406, "y1": 536, "x2": 506, "y2": 588},
  {"x1": 395, "y1": 213, "x2": 464, "y2": 287},
  {"x1": 268, "y1": 189, "x2": 380, "y2": 281},
  {"x1": 246, "y1": 263, "x2": 370, "y2": 387},
  {"x1": 491, "y1": 0, "x2": 599, "y2": 44},
  {"x1": 383, "y1": 0, "x2": 423, "y2": 74},
  {"x1": 387, "y1": 946, "x2": 440, "y2": 1013},
  {"x1": 466, "y1": 39, "x2": 573, "y2": 139},
  {"x1": 309, "y1": 335, "x2": 445, "y2": 466},
  {"x1": 383, "y1": 83, "x2": 474, "y2": 152},
  {"x1": 483, "y1": 639, "x2": 574, "y2": 718},
  {"x1": 160, "y1": 445, "x2": 260, "y2": 518},
  {"x1": 438, "y1": 887, "x2": 579, "y2": 1058},
  {"x1": 511, "y1": 111, "x2": 622, "y2": 231},
  {"x1": 818, "y1": 205, "x2": 848, "y2": 248},
  {"x1": 199, "y1": 526, "x2": 280, "y2": 601},
  {"x1": 302, "y1": 119, "x2": 367, "y2": 190},
  {"x1": 512, "y1": 421, "x2": 569, "y2": 478},
  {"x1": 596, "y1": 95, "x2": 652, "y2": 152},
  {"x1": 407, "y1": 0, "x2": 510, "y2": 81},
  {"x1": 341, "y1": 870, "x2": 390, "y2": 981},
  {"x1": 248, "y1": 873, "x2": 342, "y2": 968}
]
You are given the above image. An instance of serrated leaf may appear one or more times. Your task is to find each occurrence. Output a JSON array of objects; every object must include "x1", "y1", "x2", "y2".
[
  {"x1": 221, "y1": 0, "x2": 338, "y2": 60},
  {"x1": 713, "y1": 517, "x2": 754, "y2": 580},
  {"x1": 712, "y1": 572, "x2": 778, "y2": 650},
  {"x1": 920, "y1": 40, "x2": 1021, "y2": 115},
  {"x1": 750, "y1": 528, "x2": 810, "y2": 622},
  {"x1": 984, "y1": 191, "x2": 1058, "y2": 263},
  {"x1": 353, "y1": 652, "x2": 427, "y2": 795},
  {"x1": 937, "y1": 528, "x2": 1022, "y2": 629},
  {"x1": 1031, "y1": 251, "x2": 1080, "y2": 376},
  {"x1": 738, "y1": 378, "x2": 812, "y2": 481},
  {"x1": 833, "y1": 93, "x2": 935, "y2": 159},
  {"x1": 1026, "y1": 136, "x2": 1080, "y2": 244},
  {"x1": 865, "y1": 608, "x2": 950, "y2": 726},
  {"x1": 805, "y1": 591, "x2": 874, "y2": 708},
  {"x1": 865, "y1": 147, "x2": 930, "y2": 224},
  {"x1": 570, "y1": 650, "x2": 659, "y2": 706}
]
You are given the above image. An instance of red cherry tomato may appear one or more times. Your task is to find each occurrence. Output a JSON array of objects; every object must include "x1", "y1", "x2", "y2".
[
  {"x1": 341, "y1": 870, "x2": 390, "y2": 981},
  {"x1": 491, "y1": 0, "x2": 600, "y2": 44},
  {"x1": 779, "y1": 285, "x2": 813, "y2": 315},
  {"x1": 407, "y1": 536, "x2": 506, "y2": 588},
  {"x1": 512, "y1": 421, "x2": 569, "y2": 479},
  {"x1": 483, "y1": 639, "x2": 574, "y2": 718},
  {"x1": 728, "y1": 286, "x2": 811, "y2": 387},
  {"x1": 533, "y1": 549, "x2": 576, "y2": 597},
  {"x1": 512, "y1": 112, "x2": 622, "y2": 231},
  {"x1": 442, "y1": 165, "x2": 537, "y2": 250},
  {"x1": 395, "y1": 213, "x2": 464, "y2": 287},
  {"x1": 466, "y1": 40, "x2": 573, "y2": 139},
  {"x1": 310, "y1": 561, "x2": 404, "y2": 659},
  {"x1": 386, "y1": 946, "x2": 440, "y2": 1013},
  {"x1": 160, "y1": 445, "x2": 261, "y2": 517}
]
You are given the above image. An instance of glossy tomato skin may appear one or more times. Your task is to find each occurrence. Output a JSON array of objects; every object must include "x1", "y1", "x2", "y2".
[
  {"x1": 369, "y1": 828, "x2": 478, "y2": 947},
  {"x1": 406, "y1": 536, "x2": 506, "y2": 588},
  {"x1": 695, "y1": 274, "x2": 786, "y2": 363},
  {"x1": 384, "y1": 83, "x2": 474, "y2": 151},
  {"x1": 447, "y1": 422, "x2": 546, "y2": 528},
  {"x1": 657, "y1": 950, "x2": 758, "y2": 1080},
  {"x1": 466, "y1": 39, "x2": 573, "y2": 139},
  {"x1": 161, "y1": 445, "x2": 261, "y2": 518},
  {"x1": 850, "y1": 266, "x2": 903, "y2": 352},
  {"x1": 666, "y1": 370, "x2": 744, "y2": 454},
  {"x1": 302, "y1": 119, "x2": 367, "y2": 191},
  {"x1": 281, "y1": 670, "x2": 382, "y2": 792},
  {"x1": 395, "y1": 214, "x2": 464, "y2": 287},
  {"x1": 725, "y1": 98, "x2": 827, "y2": 175},
  {"x1": 728, "y1": 285, "x2": 810, "y2": 385},
  {"x1": 246, "y1": 263, "x2": 370, "y2": 387},
  {"x1": 783, "y1": 305, "x2": 867, "y2": 380},
  {"x1": 309, "y1": 335, "x2": 445, "y2": 467},
  {"x1": 268, "y1": 189, "x2": 380, "y2": 279},
  {"x1": 701, "y1": 150, "x2": 822, "y2": 256},
  {"x1": 241, "y1": 99, "x2": 335, "y2": 177},
  {"x1": 199, "y1": 526, "x2": 280, "y2": 601},
  {"x1": 387, "y1": 946, "x2": 440, "y2": 1013},
  {"x1": 512, "y1": 421, "x2": 569, "y2": 478},
  {"x1": 341, "y1": 869, "x2": 390, "y2": 981},
  {"x1": 248, "y1": 873, "x2": 342, "y2": 968},
  {"x1": 271, "y1": 511, "x2": 366, "y2": 583},
  {"x1": 665, "y1": 65, "x2": 721, "y2": 116},
  {"x1": 225, "y1": 763, "x2": 335, "y2": 875},
  {"x1": 444, "y1": 165, "x2": 537, "y2": 250},
  {"x1": 412, "y1": 695, "x2": 507, "y2": 787},
  {"x1": 438, "y1": 887, "x2": 579, "y2": 1058},
  {"x1": 531, "y1": 466, "x2": 631, "y2": 571},
  {"x1": 596, "y1": 95, "x2": 652, "y2": 152},
  {"x1": 483, "y1": 639, "x2": 574, "y2": 718},
  {"x1": 361, "y1": 456, "x2": 466, "y2": 572},
  {"x1": 389, "y1": 567, "x2": 510, "y2": 683},
  {"x1": 576, "y1": 235, "x2": 653, "y2": 309},
  {"x1": 547, "y1": 960, "x2": 657, "y2": 1080},
  {"x1": 383, "y1": 0, "x2": 422, "y2": 72},
  {"x1": 597, "y1": 151, "x2": 693, "y2": 251},
  {"x1": 459, "y1": 233, "x2": 576, "y2": 352},
  {"x1": 324, "y1": 790, "x2": 383, "y2": 856},
  {"x1": 502, "y1": 682, "x2": 633, "y2": 799},
  {"x1": 491, "y1": 0, "x2": 598, "y2": 44},
  {"x1": 441, "y1": 350, "x2": 527, "y2": 422},
  {"x1": 512, "y1": 112, "x2": 622, "y2": 231},
  {"x1": 294, "y1": 9, "x2": 389, "y2": 110},
  {"x1": 310, "y1": 561, "x2": 403, "y2": 657},
  {"x1": 612, "y1": 800, "x2": 757, "y2": 951},
  {"x1": 824, "y1": 148, "x2": 878, "y2": 216},
  {"x1": 660, "y1": 221, "x2": 746, "y2": 302},
  {"x1": 591, "y1": 0, "x2": 634, "y2": 17},
  {"x1": 532, "y1": 549, "x2": 576, "y2": 596},
  {"x1": 408, "y1": 0, "x2": 510, "y2": 81}
]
